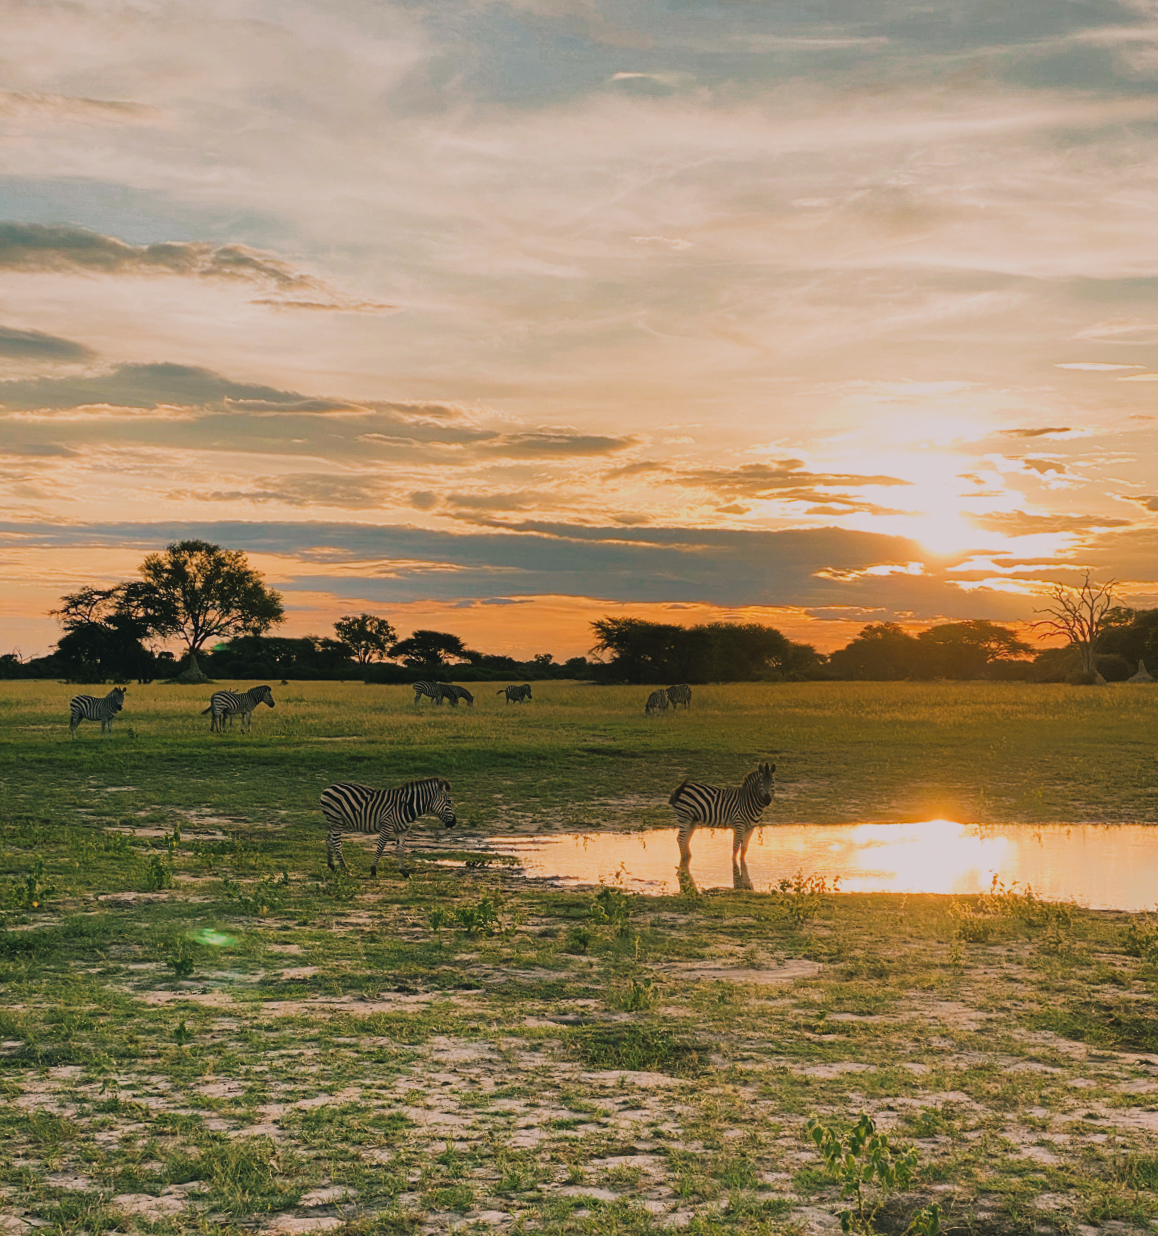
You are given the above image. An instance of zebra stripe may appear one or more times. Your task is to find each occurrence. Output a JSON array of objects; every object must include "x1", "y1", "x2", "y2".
[
  {"x1": 497, "y1": 684, "x2": 532, "y2": 704},
  {"x1": 645, "y1": 689, "x2": 669, "y2": 716},
  {"x1": 666, "y1": 683, "x2": 692, "y2": 710},
  {"x1": 321, "y1": 777, "x2": 457, "y2": 877},
  {"x1": 440, "y1": 684, "x2": 474, "y2": 706},
  {"x1": 69, "y1": 687, "x2": 126, "y2": 737},
  {"x1": 668, "y1": 762, "x2": 775, "y2": 890},
  {"x1": 202, "y1": 685, "x2": 275, "y2": 733},
  {"x1": 413, "y1": 681, "x2": 454, "y2": 706}
]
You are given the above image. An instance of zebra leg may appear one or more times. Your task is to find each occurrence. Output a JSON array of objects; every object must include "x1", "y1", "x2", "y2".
[
  {"x1": 371, "y1": 828, "x2": 390, "y2": 878},
  {"x1": 732, "y1": 828, "x2": 755, "y2": 891},
  {"x1": 395, "y1": 838, "x2": 412, "y2": 879},
  {"x1": 326, "y1": 831, "x2": 349, "y2": 873},
  {"x1": 677, "y1": 822, "x2": 696, "y2": 869}
]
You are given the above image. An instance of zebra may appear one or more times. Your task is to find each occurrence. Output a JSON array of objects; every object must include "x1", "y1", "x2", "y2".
[
  {"x1": 202, "y1": 685, "x2": 275, "y2": 733},
  {"x1": 497, "y1": 684, "x2": 532, "y2": 704},
  {"x1": 321, "y1": 777, "x2": 457, "y2": 877},
  {"x1": 666, "y1": 683, "x2": 692, "y2": 710},
  {"x1": 69, "y1": 686, "x2": 126, "y2": 737},
  {"x1": 440, "y1": 684, "x2": 474, "y2": 706},
  {"x1": 645, "y1": 689, "x2": 669, "y2": 716},
  {"x1": 413, "y1": 681, "x2": 454, "y2": 706},
  {"x1": 668, "y1": 761, "x2": 776, "y2": 891}
]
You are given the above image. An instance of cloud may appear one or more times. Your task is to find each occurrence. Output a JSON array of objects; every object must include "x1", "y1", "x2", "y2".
[
  {"x1": 972, "y1": 511, "x2": 1133, "y2": 534},
  {"x1": 479, "y1": 430, "x2": 640, "y2": 457},
  {"x1": 194, "y1": 474, "x2": 393, "y2": 510},
  {"x1": 0, "y1": 89, "x2": 158, "y2": 123},
  {"x1": 0, "y1": 325, "x2": 95, "y2": 362},
  {"x1": 0, "y1": 223, "x2": 387, "y2": 311},
  {"x1": 1122, "y1": 494, "x2": 1158, "y2": 512},
  {"x1": 0, "y1": 363, "x2": 313, "y2": 413},
  {"x1": 1000, "y1": 427, "x2": 1073, "y2": 438},
  {"x1": 1055, "y1": 362, "x2": 1143, "y2": 371},
  {"x1": 676, "y1": 460, "x2": 910, "y2": 502},
  {"x1": 1019, "y1": 457, "x2": 1067, "y2": 475}
]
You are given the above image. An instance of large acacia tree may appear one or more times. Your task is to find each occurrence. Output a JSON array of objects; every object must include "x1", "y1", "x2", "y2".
[
  {"x1": 135, "y1": 540, "x2": 285, "y2": 657},
  {"x1": 1033, "y1": 573, "x2": 1116, "y2": 678},
  {"x1": 333, "y1": 613, "x2": 397, "y2": 666}
]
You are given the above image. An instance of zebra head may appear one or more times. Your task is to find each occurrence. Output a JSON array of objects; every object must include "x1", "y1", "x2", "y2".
[
  {"x1": 747, "y1": 761, "x2": 776, "y2": 807},
  {"x1": 110, "y1": 687, "x2": 127, "y2": 710},
  {"x1": 431, "y1": 778, "x2": 457, "y2": 829},
  {"x1": 255, "y1": 685, "x2": 276, "y2": 708}
]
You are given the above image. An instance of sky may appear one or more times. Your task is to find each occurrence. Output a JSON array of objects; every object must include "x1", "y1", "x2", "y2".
[{"x1": 2, "y1": 0, "x2": 1157, "y2": 661}]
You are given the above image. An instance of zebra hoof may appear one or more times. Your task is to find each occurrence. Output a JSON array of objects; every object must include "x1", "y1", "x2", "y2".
[
  {"x1": 399, "y1": 870, "x2": 411, "y2": 880},
  {"x1": 370, "y1": 866, "x2": 378, "y2": 878}
]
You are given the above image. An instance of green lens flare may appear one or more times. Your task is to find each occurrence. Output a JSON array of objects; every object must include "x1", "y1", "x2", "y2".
[{"x1": 188, "y1": 928, "x2": 235, "y2": 947}]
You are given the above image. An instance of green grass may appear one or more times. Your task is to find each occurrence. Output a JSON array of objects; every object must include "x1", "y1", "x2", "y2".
[{"x1": 1, "y1": 679, "x2": 1157, "y2": 1234}]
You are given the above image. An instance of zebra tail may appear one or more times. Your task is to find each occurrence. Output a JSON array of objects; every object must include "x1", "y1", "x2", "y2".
[
  {"x1": 668, "y1": 780, "x2": 689, "y2": 807},
  {"x1": 496, "y1": 689, "x2": 505, "y2": 694},
  {"x1": 200, "y1": 706, "x2": 213, "y2": 715}
]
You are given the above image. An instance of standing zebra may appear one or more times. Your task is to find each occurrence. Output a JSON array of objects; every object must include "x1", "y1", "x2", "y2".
[
  {"x1": 668, "y1": 761, "x2": 775, "y2": 891},
  {"x1": 321, "y1": 777, "x2": 457, "y2": 877},
  {"x1": 202, "y1": 685, "x2": 275, "y2": 733},
  {"x1": 413, "y1": 681, "x2": 454, "y2": 706},
  {"x1": 645, "y1": 689, "x2": 669, "y2": 716},
  {"x1": 440, "y1": 684, "x2": 474, "y2": 706},
  {"x1": 497, "y1": 684, "x2": 532, "y2": 704},
  {"x1": 666, "y1": 683, "x2": 692, "y2": 710},
  {"x1": 69, "y1": 686, "x2": 127, "y2": 737}
]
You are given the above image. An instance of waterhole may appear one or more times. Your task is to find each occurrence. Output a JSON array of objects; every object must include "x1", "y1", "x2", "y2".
[{"x1": 492, "y1": 819, "x2": 1158, "y2": 910}]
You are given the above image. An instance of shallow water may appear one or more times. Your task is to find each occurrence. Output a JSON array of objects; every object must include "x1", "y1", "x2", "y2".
[{"x1": 492, "y1": 819, "x2": 1158, "y2": 911}]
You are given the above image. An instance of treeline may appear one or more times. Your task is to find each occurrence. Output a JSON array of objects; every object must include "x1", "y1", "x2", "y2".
[{"x1": 4, "y1": 537, "x2": 1156, "y2": 684}]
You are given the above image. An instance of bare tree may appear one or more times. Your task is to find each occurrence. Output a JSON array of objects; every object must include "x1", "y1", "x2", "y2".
[{"x1": 1033, "y1": 573, "x2": 1116, "y2": 678}]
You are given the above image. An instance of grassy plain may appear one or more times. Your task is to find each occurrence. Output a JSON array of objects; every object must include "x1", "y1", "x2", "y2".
[{"x1": 1, "y1": 679, "x2": 1157, "y2": 1235}]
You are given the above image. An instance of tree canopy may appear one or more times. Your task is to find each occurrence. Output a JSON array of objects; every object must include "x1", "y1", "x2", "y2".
[
  {"x1": 589, "y1": 617, "x2": 821, "y2": 683},
  {"x1": 136, "y1": 540, "x2": 285, "y2": 656},
  {"x1": 389, "y1": 629, "x2": 477, "y2": 674},
  {"x1": 333, "y1": 613, "x2": 397, "y2": 665}
]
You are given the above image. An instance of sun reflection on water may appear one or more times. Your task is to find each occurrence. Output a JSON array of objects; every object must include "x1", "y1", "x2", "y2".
[{"x1": 494, "y1": 819, "x2": 1157, "y2": 910}]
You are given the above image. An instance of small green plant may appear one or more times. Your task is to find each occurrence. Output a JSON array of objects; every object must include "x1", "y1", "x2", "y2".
[
  {"x1": 590, "y1": 883, "x2": 632, "y2": 937},
  {"x1": 804, "y1": 1113, "x2": 921, "y2": 1234},
  {"x1": 226, "y1": 871, "x2": 290, "y2": 916},
  {"x1": 620, "y1": 976, "x2": 660, "y2": 1012},
  {"x1": 563, "y1": 925, "x2": 591, "y2": 954},
  {"x1": 428, "y1": 906, "x2": 449, "y2": 945},
  {"x1": 167, "y1": 952, "x2": 196, "y2": 980},
  {"x1": 453, "y1": 891, "x2": 509, "y2": 938},
  {"x1": 1122, "y1": 910, "x2": 1158, "y2": 963},
  {"x1": 146, "y1": 853, "x2": 175, "y2": 890},
  {"x1": 172, "y1": 1018, "x2": 193, "y2": 1046},
  {"x1": 772, "y1": 869, "x2": 839, "y2": 925},
  {"x1": 6, "y1": 858, "x2": 57, "y2": 911}
]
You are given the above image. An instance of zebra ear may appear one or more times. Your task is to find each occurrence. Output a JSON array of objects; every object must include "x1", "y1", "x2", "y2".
[{"x1": 441, "y1": 778, "x2": 451, "y2": 790}]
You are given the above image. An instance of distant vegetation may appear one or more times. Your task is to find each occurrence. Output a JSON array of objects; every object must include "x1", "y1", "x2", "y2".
[{"x1": 1, "y1": 547, "x2": 1152, "y2": 685}]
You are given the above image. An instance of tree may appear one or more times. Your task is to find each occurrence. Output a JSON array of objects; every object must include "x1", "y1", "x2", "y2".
[
  {"x1": 333, "y1": 614, "x2": 397, "y2": 666},
  {"x1": 826, "y1": 623, "x2": 920, "y2": 681},
  {"x1": 136, "y1": 540, "x2": 284, "y2": 657},
  {"x1": 916, "y1": 621, "x2": 1033, "y2": 679},
  {"x1": 51, "y1": 584, "x2": 157, "y2": 681},
  {"x1": 1032, "y1": 573, "x2": 1116, "y2": 678},
  {"x1": 389, "y1": 629, "x2": 474, "y2": 674}
]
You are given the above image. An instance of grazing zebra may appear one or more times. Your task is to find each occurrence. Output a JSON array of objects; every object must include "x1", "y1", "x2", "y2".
[
  {"x1": 202, "y1": 685, "x2": 275, "y2": 733},
  {"x1": 69, "y1": 686, "x2": 126, "y2": 737},
  {"x1": 668, "y1": 761, "x2": 776, "y2": 891},
  {"x1": 666, "y1": 683, "x2": 692, "y2": 710},
  {"x1": 497, "y1": 684, "x2": 532, "y2": 704},
  {"x1": 413, "y1": 681, "x2": 453, "y2": 706},
  {"x1": 321, "y1": 777, "x2": 457, "y2": 877},
  {"x1": 440, "y1": 684, "x2": 474, "y2": 706},
  {"x1": 645, "y1": 689, "x2": 669, "y2": 716}
]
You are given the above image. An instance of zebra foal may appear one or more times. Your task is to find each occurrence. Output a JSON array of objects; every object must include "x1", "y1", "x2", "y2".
[
  {"x1": 497, "y1": 684, "x2": 532, "y2": 704},
  {"x1": 321, "y1": 777, "x2": 457, "y2": 877},
  {"x1": 668, "y1": 761, "x2": 775, "y2": 890},
  {"x1": 69, "y1": 686, "x2": 127, "y2": 737},
  {"x1": 645, "y1": 689, "x2": 669, "y2": 716},
  {"x1": 666, "y1": 683, "x2": 692, "y2": 710},
  {"x1": 202, "y1": 685, "x2": 275, "y2": 733}
]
